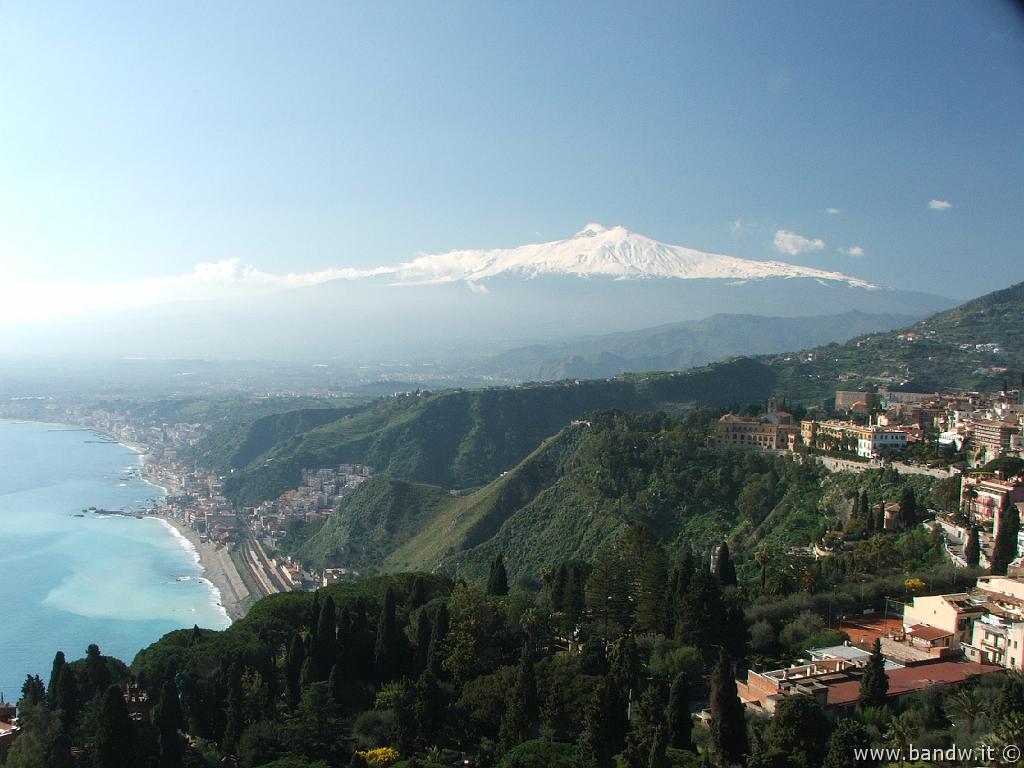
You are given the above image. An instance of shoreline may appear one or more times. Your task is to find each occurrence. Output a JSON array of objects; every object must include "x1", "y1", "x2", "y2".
[{"x1": 151, "y1": 513, "x2": 250, "y2": 622}]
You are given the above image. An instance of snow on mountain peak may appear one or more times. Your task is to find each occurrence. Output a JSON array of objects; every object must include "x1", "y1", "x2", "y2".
[{"x1": 385, "y1": 225, "x2": 876, "y2": 288}]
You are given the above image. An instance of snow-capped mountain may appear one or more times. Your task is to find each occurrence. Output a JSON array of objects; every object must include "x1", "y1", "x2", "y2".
[{"x1": 383, "y1": 224, "x2": 876, "y2": 288}]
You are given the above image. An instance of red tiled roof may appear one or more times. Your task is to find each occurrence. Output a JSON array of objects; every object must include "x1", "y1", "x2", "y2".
[
  {"x1": 827, "y1": 661, "x2": 1002, "y2": 708},
  {"x1": 907, "y1": 624, "x2": 953, "y2": 642}
]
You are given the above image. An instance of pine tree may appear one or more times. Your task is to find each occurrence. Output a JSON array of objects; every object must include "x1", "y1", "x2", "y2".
[
  {"x1": 96, "y1": 685, "x2": 135, "y2": 768},
  {"x1": 991, "y1": 503, "x2": 1021, "y2": 576},
  {"x1": 20, "y1": 674, "x2": 46, "y2": 707},
  {"x1": 709, "y1": 649, "x2": 747, "y2": 766},
  {"x1": 666, "y1": 672, "x2": 693, "y2": 751},
  {"x1": 374, "y1": 586, "x2": 402, "y2": 681},
  {"x1": 714, "y1": 541, "x2": 737, "y2": 587},
  {"x1": 635, "y1": 544, "x2": 669, "y2": 634},
  {"x1": 858, "y1": 638, "x2": 889, "y2": 707},
  {"x1": 487, "y1": 554, "x2": 510, "y2": 596},
  {"x1": 965, "y1": 526, "x2": 981, "y2": 568}
]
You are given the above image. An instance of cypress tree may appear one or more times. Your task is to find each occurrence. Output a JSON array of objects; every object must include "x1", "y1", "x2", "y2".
[
  {"x1": 575, "y1": 679, "x2": 615, "y2": 768},
  {"x1": 374, "y1": 586, "x2": 402, "y2": 681},
  {"x1": 410, "y1": 574, "x2": 428, "y2": 608},
  {"x1": 858, "y1": 638, "x2": 889, "y2": 707},
  {"x1": 498, "y1": 647, "x2": 539, "y2": 752},
  {"x1": 709, "y1": 650, "x2": 747, "y2": 766},
  {"x1": 624, "y1": 682, "x2": 666, "y2": 768},
  {"x1": 874, "y1": 505, "x2": 885, "y2": 533},
  {"x1": 635, "y1": 544, "x2": 669, "y2": 634},
  {"x1": 765, "y1": 694, "x2": 830, "y2": 766},
  {"x1": 991, "y1": 503, "x2": 1021, "y2": 576},
  {"x1": 156, "y1": 678, "x2": 183, "y2": 768},
  {"x1": 47, "y1": 651, "x2": 66, "y2": 709},
  {"x1": 285, "y1": 633, "x2": 305, "y2": 709},
  {"x1": 899, "y1": 487, "x2": 917, "y2": 529},
  {"x1": 314, "y1": 595, "x2": 337, "y2": 680},
  {"x1": 56, "y1": 665, "x2": 81, "y2": 725},
  {"x1": 222, "y1": 663, "x2": 245, "y2": 754},
  {"x1": 414, "y1": 609, "x2": 432, "y2": 673},
  {"x1": 487, "y1": 554, "x2": 510, "y2": 596},
  {"x1": 861, "y1": 491, "x2": 873, "y2": 533},
  {"x1": 84, "y1": 643, "x2": 111, "y2": 702},
  {"x1": 714, "y1": 541, "x2": 737, "y2": 587},
  {"x1": 965, "y1": 526, "x2": 981, "y2": 568},
  {"x1": 666, "y1": 672, "x2": 693, "y2": 751},
  {"x1": 413, "y1": 670, "x2": 445, "y2": 749},
  {"x1": 96, "y1": 685, "x2": 135, "y2": 768},
  {"x1": 675, "y1": 571, "x2": 726, "y2": 662},
  {"x1": 427, "y1": 602, "x2": 449, "y2": 677}
]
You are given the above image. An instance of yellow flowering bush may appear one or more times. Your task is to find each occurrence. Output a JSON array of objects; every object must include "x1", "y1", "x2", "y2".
[{"x1": 357, "y1": 746, "x2": 400, "y2": 767}]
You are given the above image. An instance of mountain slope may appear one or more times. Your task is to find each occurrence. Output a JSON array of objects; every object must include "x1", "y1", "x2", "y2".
[
  {"x1": 762, "y1": 279, "x2": 1024, "y2": 402},
  {"x1": 481, "y1": 310, "x2": 918, "y2": 381},
  {"x1": 297, "y1": 410, "x2": 845, "y2": 582},
  {"x1": 211, "y1": 357, "x2": 778, "y2": 505}
]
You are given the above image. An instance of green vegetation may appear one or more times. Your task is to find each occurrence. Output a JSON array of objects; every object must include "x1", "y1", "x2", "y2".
[{"x1": 199, "y1": 358, "x2": 777, "y2": 505}]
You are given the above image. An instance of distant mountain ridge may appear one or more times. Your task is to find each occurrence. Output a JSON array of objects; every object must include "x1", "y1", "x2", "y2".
[{"x1": 481, "y1": 310, "x2": 918, "y2": 381}]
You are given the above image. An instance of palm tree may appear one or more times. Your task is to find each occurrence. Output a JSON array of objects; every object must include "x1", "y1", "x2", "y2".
[{"x1": 884, "y1": 711, "x2": 915, "y2": 768}]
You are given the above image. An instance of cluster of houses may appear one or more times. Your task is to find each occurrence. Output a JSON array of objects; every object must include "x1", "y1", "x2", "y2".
[
  {"x1": 249, "y1": 464, "x2": 372, "y2": 542},
  {"x1": 738, "y1": 575, "x2": 1024, "y2": 715},
  {"x1": 714, "y1": 384, "x2": 1024, "y2": 463}
]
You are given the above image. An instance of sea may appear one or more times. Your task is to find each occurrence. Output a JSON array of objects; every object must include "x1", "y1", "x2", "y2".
[{"x1": 0, "y1": 419, "x2": 231, "y2": 702}]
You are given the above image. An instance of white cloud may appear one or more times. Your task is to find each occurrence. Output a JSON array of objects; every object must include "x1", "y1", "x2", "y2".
[
  {"x1": 773, "y1": 229, "x2": 825, "y2": 256},
  {"x1": 928, "y1": 199, "x2": 953, "y2": 210},
  {"x1": 729, "y1": 218, "x2": 743, "y2": 234},
  {"x1": 0, "y1": 258, "x2": 392, "y2": 325},
  {"x1": 466, "y1": 281, "x2": 489, "y2": 295},
  {"x1": 840, "y1": 246, "x2": 865, "y2": 257},
  {"x1": 825, "y1": 207, "x2": 841, "y2": 215}
]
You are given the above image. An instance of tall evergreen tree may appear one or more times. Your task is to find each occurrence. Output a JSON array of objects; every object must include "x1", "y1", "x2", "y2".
[
  {"x1": 427, "y1": 602, "x2": 450, "y2": 677},
  {"x1": 96, "y1": 685, "x2": 135, "y2": 768},
  {"x1": 764, "y1": 694, "x2": 830, "y2": 767},
  {"x1": 222, "y1": 663, "x2": 245, "y2": 754},
  {"x1": 285, "y1": 633, "x2": 305, "y2": 709},
  {"x1": 413, "y1": 670, "x2": 445, "y2": 749},
  {"x1": 374, "y1": 586, "x2": 402, "y2": 681},
  {"x1": 675, "y1": 571, "x2": 725, "y2": 662},
  {"x1": 55, "y1": 665, "x2": 81, "y2": 725},
  {"x1": 498, "y1": 647, "x2": 539, "y2": 753},
  {"x1": 666, "y1": 672, "x2": 693, "y2": 751},
  {"x1": 414, "y1": 609, "x2": 432, "y2": 673},
  {"x1": 635, "y1": 543, "x2": 669, "y2": 634},
  {"x1": 328, "y1": 664, "x2": 343, "y2": 706},
  {"x1": 861, "y1": 491, "x2": 873, "y2": 533},
  {"x1": 714, "y1": 541, "x2": 737, "y2": 587},
  {"x1": 624, "y1": 682, "x2": 666, "y2": 768},
  {"x1": 313, "y1": 595, "x2": 337, "y2": 680},
  {"x1": 20, "y1": 675, "x2": 46, "y2": 708},
  {"x1": 991, "y1": 503, "x2": 1021, "y2": 576},
  {"x1": 874, "y1": 504, "x2": 885, "y2": 533},
  {"x1": 84, "y1": 643, "x2": 111, "y2": 702},
  {"x1": 858, "y1": 638, "x2": 889, "y2": 707},
  {"x1": 47, "y1": 651, "x2": 66, "y2": 709},
  {"x1": 487, "y1": 555, "x2": 510, "y2": 596},
  {"x1": 156, "y1": 677, "x2": 183, "y2": 768},
  {"x1": 410, "y1": 574, "x2": 429, "y2": 608},
  {"x1": 709, "y1": 650, "x2": 747, "y2": 766},
  {"x1": 965, "y1": 526, "x2": 981, "y2": 568},
  {"x1": 575, "y1": 679, "x2": 615, "y2": 768},
  {"x1": 899, "y1": 487, "x2": 917, "y2": 529}
]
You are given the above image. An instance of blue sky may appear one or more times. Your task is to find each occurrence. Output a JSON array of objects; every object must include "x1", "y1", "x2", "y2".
[{"x1": 1, "y1": 1, "x2": 1022, "y2": 305}]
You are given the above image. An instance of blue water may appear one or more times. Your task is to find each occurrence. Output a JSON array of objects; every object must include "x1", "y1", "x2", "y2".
[{"x1": 0, "y1": 420, "x2": 230, "y2": 702}]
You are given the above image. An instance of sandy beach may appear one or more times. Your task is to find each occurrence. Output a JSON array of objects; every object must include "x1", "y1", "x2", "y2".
[{"x1": 153, "y1": 513, "x2": 250, "y2": 621}]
